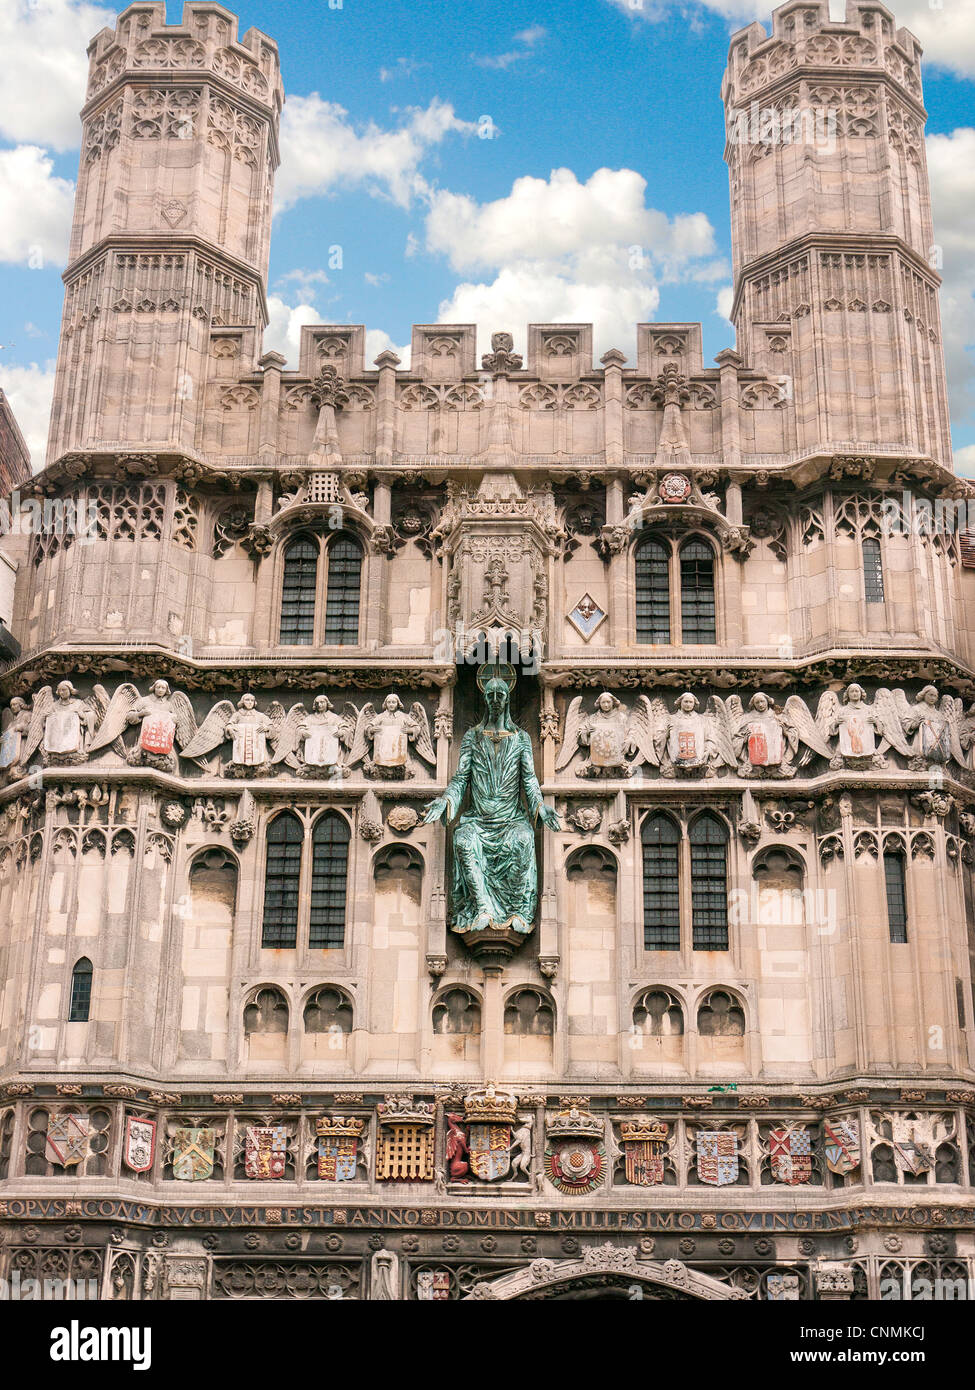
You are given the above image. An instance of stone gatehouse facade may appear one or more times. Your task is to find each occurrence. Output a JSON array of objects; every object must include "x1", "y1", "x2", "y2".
[{"x1": 1, "y1": 0, "x2": 974, "y2": 1302}]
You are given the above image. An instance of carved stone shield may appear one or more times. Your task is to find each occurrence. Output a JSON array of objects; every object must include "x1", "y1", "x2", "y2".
[
  {"x1": 45, "y1": 1112, "x2": 89, "y2": 1168},
  {"x1": 140, "y1": 714, "x2": 175, "y2": 755},
  {"x1": 318, "y1": 1134, "x2": 358, "y2": 1181},
  {"x1": 0, "y1": 728, "x2": 22, "y2": 768},
  {"x1": 544, "y1": 1140, "x2": 606, "y2": 1195},
  {"x1": 43, "y1": 708, "x2": 82, "y2": 756},
  {"x1": 696, "y1": 1131, "x2": 738, "y2": 1186},
  {"x1": 823, "y1": 1117, "x2": 860, "y2": 1174},
  {"x1": 416, "y1": 1270, "x2": 451, "y2": 1300},
  {"x1": 172, "y1": 1126, "x2": 215, "y2": 1181},
  {"x1": 623, "y1": 1136, "x2": 667, "y2": 1186},
  {"x1": 373, "y1": 725, "x2": 407, "y2": 767},
  {"x1": 468, "y1": 1123, "x2": 510, "y2": 1181},
  {"x1": 766, "y1": 1273, "x2": 801, "y2": 1300},
  {"x1": 123, "y1": 1116, "x2": 156, "y2": 1173},
  {"x1": 769, "y1": 1126, "x2": 812, "y2": 1184},
  {"x1": 244, "y1": 1125, "x2": 287, "y2": 1179},
  {"x1": 891, "y1": 1117, "x2": 935, "y2": 1175}
]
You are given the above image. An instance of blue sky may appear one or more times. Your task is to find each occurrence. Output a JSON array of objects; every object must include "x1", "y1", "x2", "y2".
[{"x1": 0, "y1": 0, "x2": 973, "y2": 467}]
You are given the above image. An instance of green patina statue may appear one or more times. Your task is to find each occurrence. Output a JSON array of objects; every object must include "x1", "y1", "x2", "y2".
[{"x1": 423, "y1": 665, "x2": 561, "y2": 934}]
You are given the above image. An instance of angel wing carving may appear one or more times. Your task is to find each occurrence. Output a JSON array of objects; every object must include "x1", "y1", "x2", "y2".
[
  {"x1": 345, "y1": 703, "x2": 374, "y2": 768},
  {"x1": 555, "y1": 695, "x2": 586, "y2": 772},
  {"x1": 706, "y1": 696, "x2": 737, "y2": 770},
  {"x1": 783, "y1": 695, "x2": 833, "y2": 760},
  {"x1": 269, "y1": 703, "x2": 307, "y2": 767},
  {"x1": 409, "y1": 702, "x2": 436, "y2": 767},
  {"x1": 179, "y1": 700, "x2": 236, "y2": 761},
  {"x1": 88, "y1": 683, "x2": 140, "y2": 755},
  {"x1": 624, "y1": 695, "x2": 660, "y2": 768},
  {"x1": 873, "y1": 688, "x2": 911, "y2": 757},
  {"x1": 941, "y1": 693, "x2": 967, "y2": 766},
  {"x1": 21, "y1": 686, "x2": 54, "y2": 765},
  {"x1": 169, "y1": 691, "x2": 198, "y2": 749},
  {"x1": 814, "y1": 690, "x2": 841, "y2": 742}
]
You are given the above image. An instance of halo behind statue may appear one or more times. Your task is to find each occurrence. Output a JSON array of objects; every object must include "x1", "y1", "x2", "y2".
[{"x1": 477, "y1": 662, "x2": 517, "y2": 693}]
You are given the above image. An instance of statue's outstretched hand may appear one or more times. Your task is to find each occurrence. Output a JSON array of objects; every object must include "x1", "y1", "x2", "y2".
[
  {"x1": 423, "y1": 796, "x2": 449, "y2": 825},
  {"x1": 538, "y1": 805, "x2": 561, "y2": 831}
]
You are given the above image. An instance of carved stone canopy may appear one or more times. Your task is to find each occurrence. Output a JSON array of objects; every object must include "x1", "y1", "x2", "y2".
[{"x1": 464, "y1": 1247, "x2": 748, "y2": 1300}]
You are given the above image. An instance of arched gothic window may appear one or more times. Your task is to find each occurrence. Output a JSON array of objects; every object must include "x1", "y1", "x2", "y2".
[
  {"x1": 262, "y1": 813, "x2": 303, "y2": 948},
  {"x1": 642, "y1": 814, "x2": 681, "y2": 950},
  {"x1": 309, "y1": 813, "x2": 351, "y2": 949},
  {"x1": 862, "y1": 537, "x2": 885, "y2": 604},
  {"x1": 640, "y1": 811, "x2": 730, "y2": 952},
  {"x1": 689, "y1": 814, "x2": 729, "y2": 950},
  {"x1": 278, "y1": 531, "x2": 363, "y2": 646},
  {"x1": 68, "y1": 958, "x2": 93, "y2": 1022},
  {"x1": 679, "y1": 538, "x2": 716, "y2": 643},
  {"x1": 634, "y1": 534, "x2": 717, "y2": 644}
]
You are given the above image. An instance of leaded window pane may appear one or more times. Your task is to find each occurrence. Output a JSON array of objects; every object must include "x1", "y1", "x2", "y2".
[
  {"x1": 324, "y1": 534, "x2": 362, "y2": 645},
  {"x1": 680, "y1": 539, "x2": 716, "y2": 644},
  {"x1": 690, "y1": 814, "x2": 728, "y2": 950},
  {"x1": 642, "y1": 814, "x2": 681, "y2": 950},
  {"x1": 279, "y1": 536, "x2": 318, "y2": 644},
  {"x1": 863, "y1": 537, "x2": 885, "y2": 603},
  {"x1": 262, "y1": 813, "x2": 302, "y2": 948},
  {"x1": 309, "y1": 813, "x2": 350, "y2": 949},
  {"x1": 884, "y1": 851, "x2": 908, "y2": 943},
  {"x1": 635, "y1": 538, "x2": 671, "y2": 643},
  {"x1": 69, "y1": 958, "x2": 92, "y2": 1022}
]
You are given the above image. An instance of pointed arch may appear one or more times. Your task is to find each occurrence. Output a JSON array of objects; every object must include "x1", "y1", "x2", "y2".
[{"x1": 279, "y1": 532, "x2": 319, "y2": 644}]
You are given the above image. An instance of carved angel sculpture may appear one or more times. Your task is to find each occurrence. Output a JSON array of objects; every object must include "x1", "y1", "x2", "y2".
[
  {"x1": 89, "y1": 680, "x2": 199, "y2": 773},
  {"x1": 0, "y1": 696, "x2": 31, "y2": 774},
  {"x1": 345, "y1": 694, "x2": 436, "y2": 780},
  {"x1": 657, "y1": 693, "x2": 733, "y2": 777},
  {"x1": 898, "y1": 686, "x2": 967, "y2": 770},
  {"x1": 19, "y1": 681, "x2": 108, "y2": 768},
  {"x1": 180, "y1": 692, "x2": 281, "y2": 776},
  {"x1": 815, "y1": 684, "x2": 910, "y2": 769},
  {"x1": 555, "y1": 691, "x2": 657, "y2": 778},
  {"x1": 711, "y1": 691, "x2": 832, "y2": 777},
  {"x1": 269, "y1": 694, "x2": 352, "y2": 778}
]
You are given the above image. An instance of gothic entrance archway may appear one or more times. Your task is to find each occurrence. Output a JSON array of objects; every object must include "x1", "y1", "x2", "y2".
[{"x1": 462, "y1": 1245, "x2": 749, "y2": 1301}]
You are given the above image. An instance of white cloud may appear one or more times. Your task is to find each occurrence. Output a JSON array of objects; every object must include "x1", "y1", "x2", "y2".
[
  {"x1": 604, "y1": 0, "x2": 975, "y2": 80},
  {"x1": 365, "y1": 328, "x2": 411, "y2": 368},
  {"x1": 0, "y1": 146, "x2": 74, "y2": 266},
  {"x1": 955, "y1": 444, "x2": 975, "y2": 477},
  {"x1": 927, "y1": 128, "x2": 975, "y2": 441},
  {"x1": 715, "y1": 285, "x2": 734, "y2": 324},
  {"x1": 262, "y1": 296, "x2": 321, "y2": 367},
  {"x1": 425, "y1": 166, "x2": 723, "y2": 359},
  {"x1": 437, "y1": 263, "x2": 661, "y2": 359},
  {"x1": 425, "y1": 167, "x2": 717, "y2": 273},
  {"x1": 275, "y1": 97, "x2": 476, "y2": 213},
  {"x1": 0, "y1": 360, "x2": 57, "y2": 469},
  {"x1": 472, "y1": 25, "x2": 548, "y2": 70},
  {"x1": 0, "y1": 0, "x2": 116, "y2": 152}
]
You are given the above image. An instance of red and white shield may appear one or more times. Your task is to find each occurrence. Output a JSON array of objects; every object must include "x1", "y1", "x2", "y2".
[
  {"x1": 244, "y1": 1125, "x2": 287, "y2": 1179},
  {"x1": 140, "y1": 714, "x2": 175, "y2": 755},
  {"x1": 123, "y1": 1116, "x2": 156, "y2": 1173},
  {"x1": 769, "y1": 1126, "x2": 812, "y2": 1184}
]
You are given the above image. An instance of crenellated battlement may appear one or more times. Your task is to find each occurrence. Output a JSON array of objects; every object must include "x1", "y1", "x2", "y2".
[
  {"x1": 722, "y1": 0, "x2": 923, "y2": 108},
  {"x1": 84, "y1": 2, "x2": 283, "y2": 115}
]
